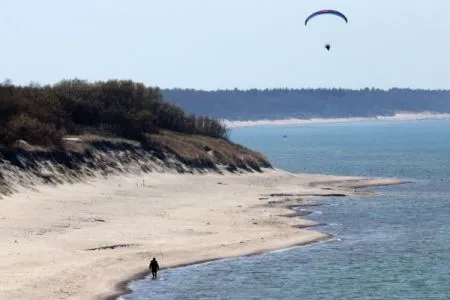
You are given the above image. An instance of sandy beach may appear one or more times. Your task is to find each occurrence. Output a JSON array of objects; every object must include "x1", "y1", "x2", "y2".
[
  {"x1": 0, "y1": 168, "x2": 405, "y2": 300},
  {"x1": 224, "y1": 112, "x2": 450, "y2": 128}
]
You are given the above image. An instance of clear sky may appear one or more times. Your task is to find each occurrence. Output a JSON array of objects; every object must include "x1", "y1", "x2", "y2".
[{"x1": 1, "y1": 0, "x2": 449, "y2": 90}]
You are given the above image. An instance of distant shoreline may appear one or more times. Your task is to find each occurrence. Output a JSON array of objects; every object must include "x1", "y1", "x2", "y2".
[{"x1": 223, "y1": 112, "x2": 450, "y2": 128}]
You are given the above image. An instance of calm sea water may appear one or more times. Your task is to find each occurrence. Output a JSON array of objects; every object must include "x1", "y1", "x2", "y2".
[{"x1": 124, "y1": 119, "x2": 450, "y2": 300}]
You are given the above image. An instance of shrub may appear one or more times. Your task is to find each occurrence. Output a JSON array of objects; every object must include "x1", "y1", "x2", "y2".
[{"x1": 0, "y1": 79, "x2": 229, "y2": 146}]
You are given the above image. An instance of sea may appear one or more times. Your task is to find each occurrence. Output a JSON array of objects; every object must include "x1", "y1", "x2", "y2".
[{"x1": 123, "y1": 118, "x2": 450, "y2": 300}]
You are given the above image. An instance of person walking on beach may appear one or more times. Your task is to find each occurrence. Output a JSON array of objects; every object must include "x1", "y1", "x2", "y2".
[{"x1": 149, "y1": 258, "x2": 160, "y2": 279}]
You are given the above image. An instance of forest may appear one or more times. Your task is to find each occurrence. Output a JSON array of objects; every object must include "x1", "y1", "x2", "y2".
[{"x1": 163, "y1": 88, "x2": 450, "y2": 120}]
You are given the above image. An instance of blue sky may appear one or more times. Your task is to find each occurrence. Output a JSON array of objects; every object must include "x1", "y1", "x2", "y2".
[{"x1": 1, "y1": 0, "x2": 449, "y2": 89}]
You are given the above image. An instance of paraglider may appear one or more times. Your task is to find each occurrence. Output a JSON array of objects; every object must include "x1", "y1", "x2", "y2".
[
  {"x1": 304, "y1": 10, "x2": 348, "y2": 26},
  {"x1": 305, "y1": 9, "x2": 348, "y2": 51}
]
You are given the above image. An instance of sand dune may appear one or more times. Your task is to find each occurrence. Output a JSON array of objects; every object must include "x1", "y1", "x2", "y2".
[{"x1": 0, "y1": 169, "x2": 405, "y2": 300}]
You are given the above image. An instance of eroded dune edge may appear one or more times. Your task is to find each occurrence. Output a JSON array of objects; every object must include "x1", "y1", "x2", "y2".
[{"x1": 0, "y1": 159, "x2": 407, "y2": 300}]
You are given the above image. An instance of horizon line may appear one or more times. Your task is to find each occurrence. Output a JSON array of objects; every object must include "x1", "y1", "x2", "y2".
[
  {"x1": 163, "y1": 87, "x2": 450, "y2": 92},
  {"x1": 3, "y1": 78, "x2": 450, "y2": 92}
]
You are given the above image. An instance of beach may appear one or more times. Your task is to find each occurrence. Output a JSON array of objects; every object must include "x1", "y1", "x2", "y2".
[
  {"x1": 223, "y1": 112, "x2": 450, "y2": 128},
  {"x1": 0, "y1": 168, "x2": 404, "y2": 300}
]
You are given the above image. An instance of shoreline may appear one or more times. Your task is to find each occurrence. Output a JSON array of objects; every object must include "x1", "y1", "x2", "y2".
[
  {"x1": 223, "y1": 112, "x2": 450, "y2": 128},
  {"x1": 0, "y1": 168, "x2": 407, "y2": 300},
  {"x1": 107, "y1": 173, "x2": 407, "y2": 300},
  {"x1": 110, "y1": 234, "x2": 332, "y2": 300},
  {"x1": 110, "y1": 202, "x2": 334, "y2": 300}
]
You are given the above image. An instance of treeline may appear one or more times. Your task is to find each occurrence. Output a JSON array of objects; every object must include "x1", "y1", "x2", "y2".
[
  {"x1": 162, "y1": 88, "x2": 450, "y2": 120},
  {"x1": 0, "y1": 80, "x2": 229, "y2": 147}
]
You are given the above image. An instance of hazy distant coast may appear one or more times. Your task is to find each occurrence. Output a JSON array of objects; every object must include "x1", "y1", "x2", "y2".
[
  {"x1": 224, "y1": 112, "x2": 450, "y2": 128},
  {"x1": 163, "y1": 88, "x2": 450, "y2": 121}
]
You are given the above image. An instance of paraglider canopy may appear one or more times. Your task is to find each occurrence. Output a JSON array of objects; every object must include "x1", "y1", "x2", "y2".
[
  {"x1": 305, "y1": 9, "x2": 348, "y2": 51},
  {"x1": 304, "y1": 9, "x2": 348, "y2": 26}
]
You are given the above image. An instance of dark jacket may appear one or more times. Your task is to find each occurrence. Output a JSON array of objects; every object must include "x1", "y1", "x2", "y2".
[{"x1": 149, "y1": 260, "x2": 159, "y2": 272}]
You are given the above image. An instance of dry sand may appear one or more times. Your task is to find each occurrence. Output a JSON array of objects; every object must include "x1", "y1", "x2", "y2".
[{"x1": 0, "y1": 168, "x2": 405, "y2": 300}]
